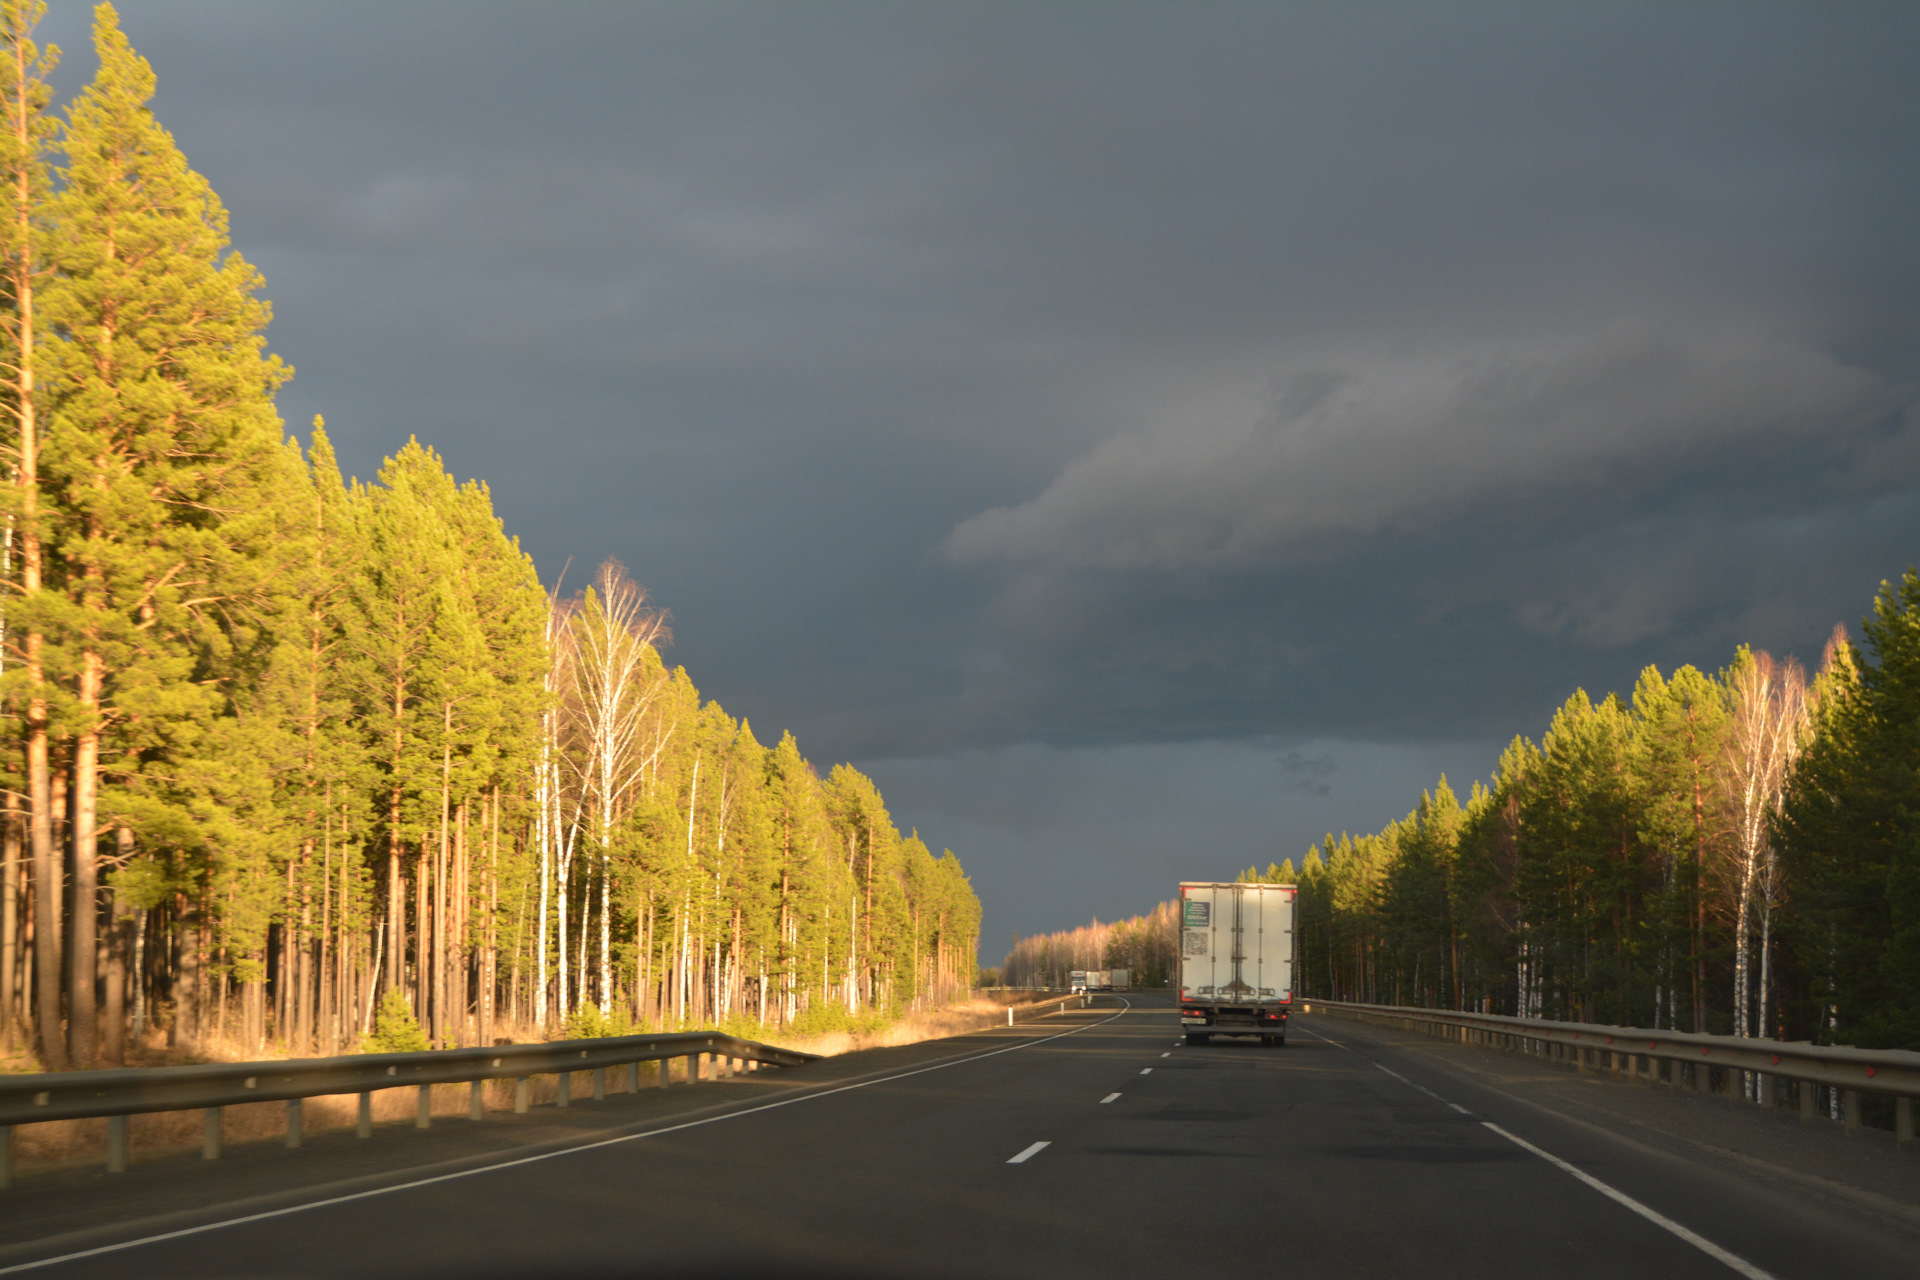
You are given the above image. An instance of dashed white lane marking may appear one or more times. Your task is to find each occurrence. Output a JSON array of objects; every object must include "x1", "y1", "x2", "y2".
[
  {"x1": 1160, "y1": 1052, "x2": 1171, "y2": 1058},
  {"x1": 1294, "y1": 1022, "x2": 1776, "y2": 1280},
  {"x1": 1007, "y1": 1141, "x2": 1051, "y2": 1164},
  {"x1": 0, "y1": 1004, "x2": 1141, "y2": 1276},
  {"x1": 1139, "y1": 1067, "x2": 1153, "y2": 1075},
  {"x1": 1100, "y1": 1093, "x2": 1121, "y2": 1104}
]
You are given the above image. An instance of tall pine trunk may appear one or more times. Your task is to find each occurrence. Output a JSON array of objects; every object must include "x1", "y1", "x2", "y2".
[{"x1": 0, "y1": 3, "x2": 58, "y2": 1071}]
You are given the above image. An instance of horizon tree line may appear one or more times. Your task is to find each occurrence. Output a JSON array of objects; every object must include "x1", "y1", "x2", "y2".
[
  {"x1": 1252, "y1": 573, "x2": 1919, "y2": 1053},
  {"x1": 1008, "y1": 567, "x2": 1920, "y2": 1057}
]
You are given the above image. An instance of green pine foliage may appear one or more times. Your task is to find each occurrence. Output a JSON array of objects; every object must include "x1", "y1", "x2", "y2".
[
  {"x1": 1774, "y1": 574, "x2": 1920, "y2": 1051},
  {"x1": 0, "y1": 6, "x2": 980, "y2": 1069},
  {"x1": 362, "y1": 988, "x2": 429, "y2": 1054},
  {"x1": 1009, "y1": 574, "x2": 1920, "y2": 1054},
  {"x1": 1279, "y1": 592, "x2": 1920, "y2": 1050}
]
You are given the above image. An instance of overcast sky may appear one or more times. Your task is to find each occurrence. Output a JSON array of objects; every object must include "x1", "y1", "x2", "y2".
[{"x1": 53, "y1": 2, "x2": 1920, "y2": 959}]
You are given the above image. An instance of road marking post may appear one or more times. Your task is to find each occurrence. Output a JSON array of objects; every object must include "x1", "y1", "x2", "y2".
[
  {"x1": 1007, "y1": 1141, "x2": 1051, "y2": 1164},
  {"x1": 107, "y1": 1115, "x2": 128, "y2": 1172}
]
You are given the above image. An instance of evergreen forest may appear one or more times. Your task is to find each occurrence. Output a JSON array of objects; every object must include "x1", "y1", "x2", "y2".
[
  {"x1": 0, "y1": 4, "x2": 980, "y2": 1073},
  {"x1": 999, "y1": 902, "x2": 1179, "y2": 991},
  {"x1": 1009, "y1": 572, "x2": 1920, "y2": 1055},
  {"x1": 1254, "y1": 576, "x2": 1920, "y2": 1052}
]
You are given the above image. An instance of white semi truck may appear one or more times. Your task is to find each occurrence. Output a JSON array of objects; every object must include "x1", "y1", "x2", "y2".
[{"x1": 1178, "y1": 881, "x2": 1296, "y2": 1046}]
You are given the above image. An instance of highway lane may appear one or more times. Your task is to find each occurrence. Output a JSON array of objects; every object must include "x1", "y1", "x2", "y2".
[{"x1": 5, "y1": 995, "x2": 1914, "y2": 1279}]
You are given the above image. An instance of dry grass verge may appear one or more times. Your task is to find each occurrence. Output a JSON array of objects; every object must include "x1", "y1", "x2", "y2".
[{"x1": 4, "y1": 995, "x2": 1060, "y2": 1179}]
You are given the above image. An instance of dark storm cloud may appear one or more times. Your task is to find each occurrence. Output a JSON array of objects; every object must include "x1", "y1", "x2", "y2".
[{"x1": 54, "y1": 1, "x2": 1920, "y2": 944}]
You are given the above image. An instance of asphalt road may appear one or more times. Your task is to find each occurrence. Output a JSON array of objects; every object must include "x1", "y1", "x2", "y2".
[{"x1": 3, "y1": 994, "x2": 1916, "y2": 1279}]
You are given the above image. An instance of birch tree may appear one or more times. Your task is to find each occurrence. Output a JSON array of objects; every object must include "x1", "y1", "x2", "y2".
[
  {"x1": 563, "y1": 559, "x2": 666, "y2": 1014},
  {"x1": 1722, "y1": 648, "x2": 1807, "y2": 1042}
]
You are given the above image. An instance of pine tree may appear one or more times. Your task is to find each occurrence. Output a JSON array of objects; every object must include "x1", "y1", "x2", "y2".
[
  {"x1": 39, "y1": 4, "x2": 288, "y2": 1064},
  {"x1": 1777, "y1": 576, "x2": 1920, "y2": 1050},
  {"x1": 1632, "y1": 664, "x2": 1730, "y2": 1031},
  {"x1": 0, "y1": 0, "x2": 60, "y2": 1068}
]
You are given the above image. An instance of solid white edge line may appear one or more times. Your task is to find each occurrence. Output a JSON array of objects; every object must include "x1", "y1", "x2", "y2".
[
  {"x1": 1479, "y1": 1122, "x2": 1777, "y2": 1280},
  {"x1": 1006, "y1": 1141, "x2": 1051, "y2": 1165},
  {"x1": 1099, "y1": 1093, "x2": 1121, "y2": 1104},
  {"x1": 0, "y1": 999, "x2": 1134, "y2": 1275},
  {"x1": 1296, "y1": 1021, "x2": 1776, "y2": 1280}
]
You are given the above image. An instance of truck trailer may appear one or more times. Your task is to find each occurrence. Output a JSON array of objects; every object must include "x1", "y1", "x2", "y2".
[{"x1": 1178, "y1": 881, "x2": 1295, "y2": 1046}]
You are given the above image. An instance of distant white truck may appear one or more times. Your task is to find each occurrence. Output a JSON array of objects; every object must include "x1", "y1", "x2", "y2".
[
  {"x1": 1178, "y1": 881, "x2": 1296, "y2": 1046},
  {"x1": 1107, "y1": 968, "x2": 1129, "y2": 992}
]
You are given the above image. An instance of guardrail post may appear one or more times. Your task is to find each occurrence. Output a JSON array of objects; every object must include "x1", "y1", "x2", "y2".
[
  {"x1": 514, "y1": 1078, "x2": 530, "y2": 1113},
  {"x1": 1755, "y1": 1072, "x2": 1772, "y2": 1109},
  {"x1": 416, "y1": 1083, "x2": 432, "y2": 1128},
  {"x1": 286, "y1": 1098, "x2": 303, "y2": 1149},
  {"x1": 627, "y1": 1061, "x2": 640, "y2": 1093},
  {"x1": 1843, "y1": 1090, "x2": 1862, "y2": 1134},
  {"x1": 658, "y1": 1058, "x2": 670, "y2": 1088},
  {"x1": 593, "y1": 1067, "x2": 606, "y2": 1101},
  {"x1": 557, "y1": 1071, "x2": 571, "y2": 1107},
  {"x1": 107, "y1": 1114, "x2": 128, "y2": 1172},
  {"x1": 470, "y1": 1079, "x2": 485, "y2": 1121},
  {"x1": 357, "y1": 1091, "x2": 373, "y2": 1137},
  {"x1": 1799, "y1": 1080, "x2": 1817, "y2": 1123},
  {"x1": 687, "y1": 1054, "x2": 700, "y2": 1084},
  {"x1": 203, "y1": 1107, "x2": 222, "y2": 1159},
  {"x1": 1897, "y1": 1097, "x2": 1913, "y2": 1149}
]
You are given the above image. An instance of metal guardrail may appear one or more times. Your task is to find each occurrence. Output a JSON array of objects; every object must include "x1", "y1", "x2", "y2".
[
  {"x1": 0, "y1": 1029, "x2": 818, "y2": 1187},
  {"x1": 1303, "y1": 998, "x2": 1916, "y2": 1146}
]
